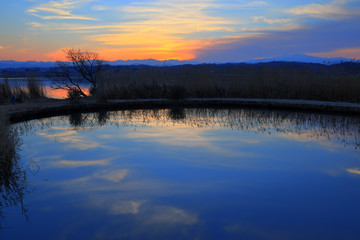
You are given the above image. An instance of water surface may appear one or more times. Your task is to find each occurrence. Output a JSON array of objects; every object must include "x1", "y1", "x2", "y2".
[
  {"x1": 1, "y1": 109, "x2": 360, "y2": 239},
  {"x1": 0, "y1": 77, "x2": 89, "y2": 98}
]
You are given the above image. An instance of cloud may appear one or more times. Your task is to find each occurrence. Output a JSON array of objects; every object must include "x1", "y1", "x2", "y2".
[
  {"x1": 81, "y1": 0, "x2": 237, "y2": 60},
  {"x1": 195, "y1": 15, "x2": 360, "y2": 62},
  {"x1": 253, "y1": 16, "x2": 292, "y2": 24},
  {"x1": 38, "y1": 127, "x2": 101, "y2": 150},
  {"x1": 279, "y1": 132, "x2": 341, "y2": 151},
  {"x1": 97, "y1": 199, "x2": 144, "y2": 215},
  {"x1": 146, "y1": 206, "x2": 198, "y2": 225},
  {"x1": 91, "y1": 5, "x2": 110, "y2": 11},
  {"x1": 0, "y1": 45, "x2": 12, "y2": 50},
  {"x1": 288, "y1": 0, "x2": 355, "y2": 19},
  {"x1": 246, "y1": 1, "x2": 268, "y2": 7},
  {"x1": 108, "y1": 200, "x2": 143, "y2": 215},
  {"x1": 28, "y1": 21, "x2": 114, "y2": 31},
  {"x1": 124, "y1": 123, "x2": 251, "y2": 158},
  {"x1": 95, "y1": 169, "x2": 129, "y2": 183},
  {"x1": 307, "y1": 47, "x2": 360, "y2": 59},
  {"x1": 30, "y1": 6, "x2": 72, "y2": 15},
  {"x1": 29, "y1": 21, "x2": 47, "y2": 28},
  {"x1": 51, "y1": 159, "x2": 112, "y2": 168},
  {"x1": 22, "y1": 0, "x2": 360, "y2": 62},
  {"x1": 28, "y1": 0, "x2": 238, "y2": 60},
  {"x1": 346, "y1": 168, "x2": 360, "y2": 175},
  {"x1": 79, "y1": 193, "x2": 145, "y2": 215},
  {"x1": 27, "y1": 0, "x2": 97, "y2": 21},
  {"x1": 85, "y1": 197, "x2": 196, "y2": 225},
  {"x1": 34, "y1": 14, "x2": 97, "y2": 20}
]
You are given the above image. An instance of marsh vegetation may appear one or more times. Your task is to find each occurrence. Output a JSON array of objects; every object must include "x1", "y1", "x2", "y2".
[
  {"x1": 96, "y1": 62, "x2": 360, "y2": 102},
  {"x1": 1, "y1": 61, "x2": 360, "y2": 104},
  {"x1": 0, "y1": 72, "x2": 45, "y2": 104}
]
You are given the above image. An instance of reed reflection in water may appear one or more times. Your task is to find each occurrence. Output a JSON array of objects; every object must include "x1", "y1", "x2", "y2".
[
  {"x1": 1, "y1": 108, "x2": 360, "y2": 239},
  {"x1": 0, "y1": 114, "x2": 28, "y2": 230}
]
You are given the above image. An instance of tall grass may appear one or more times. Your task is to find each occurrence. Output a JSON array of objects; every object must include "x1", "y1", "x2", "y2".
[
  {"x1": 0, "y1": 73, "x2": 12, "y2": 104},
  {"x1": 0, "y1": 72, "x2": 46, "y2": 104},
  {"x1": 27, "y1": 72, "x2": 45, "y2": 99},
  {"x1": 96, "y1": 62, "x2": 360, "y2": 102}
]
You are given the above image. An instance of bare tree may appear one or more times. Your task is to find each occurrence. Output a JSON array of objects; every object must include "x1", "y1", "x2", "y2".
[{"x1": 51, "y1": 48, "x2": 103, "y2": 97}]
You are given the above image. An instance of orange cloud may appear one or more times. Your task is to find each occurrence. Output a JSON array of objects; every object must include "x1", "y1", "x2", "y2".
[
  {"x1": 89, "y1": 32, "x2": 214, "y2": 60},
  {"x1": 0, "y1": 46, "x2": 3, "y2": 50},
  {"x1": 46, "y1": 48, "x2": 69, "y2": 61},
  {"x1": 47, "y1": 43, "x2": 201, "y2": 61},
  {"x1": 308, "y1": 47, "x2": 360, "y2": 59},
  {"x1": 29, "y1": 0, "x2": 277, "y2": 61},
  {"x1": 98, "y1": 47, "x2": 196, "y2": 61},
  {"x1": 39, "y1": 0, "x2": 237, "y2": 62},
  {"x1": 83, "y1": 0, "x2": 235, "y2": 60},
  {"x1": 0, "y1": 47, "x2": 53, "y2": 61},
  {"x1": 346, "y1": 168, "x2": 360, "y2": 176},
  {"x1": 45, "y1": 33, "x2": 260, "y2": 62}
]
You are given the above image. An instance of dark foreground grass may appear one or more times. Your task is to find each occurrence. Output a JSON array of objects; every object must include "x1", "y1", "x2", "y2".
[{"x1": 96, "y1": 62, "x2": 360, "y2": 102}]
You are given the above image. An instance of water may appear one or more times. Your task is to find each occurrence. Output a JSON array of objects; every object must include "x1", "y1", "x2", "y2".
[
  {"x1": 1, "y1": 109, "x2": 360, "y2": 239},
  {"x1": 0, "y1": 77, "x2": 89, "y2": 98}
]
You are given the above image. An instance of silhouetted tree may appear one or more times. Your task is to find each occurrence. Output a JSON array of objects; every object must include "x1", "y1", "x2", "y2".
[{"x1": 51, "y1": 48, "x2": 103, "y2": 97}]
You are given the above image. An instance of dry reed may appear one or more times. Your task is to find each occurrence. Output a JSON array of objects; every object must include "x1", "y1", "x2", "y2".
[{"x1": 95, "y1": 62, "x2": 360, "y2": 102}]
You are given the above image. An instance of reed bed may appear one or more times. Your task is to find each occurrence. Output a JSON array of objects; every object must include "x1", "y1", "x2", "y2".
[
  {"x1": 0, "y1": 72, "x2": 46, "y2": 104},
  {"x1": 96, "y1": 62, "x2": 360, "y2": 102}
]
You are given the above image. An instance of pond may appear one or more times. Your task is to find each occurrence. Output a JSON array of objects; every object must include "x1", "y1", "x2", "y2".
[{"x1": 1, "y1": 108, "x2": 360, "y2": 239}]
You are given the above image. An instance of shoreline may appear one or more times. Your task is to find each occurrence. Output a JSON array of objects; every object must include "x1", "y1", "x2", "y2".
[{"x1": 1, "y1": 98, "x2": 360, "y2": 123}]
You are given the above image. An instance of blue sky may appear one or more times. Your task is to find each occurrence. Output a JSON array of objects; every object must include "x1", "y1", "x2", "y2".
[{"x1": 0, "y1": 0, "x2": 359, "y2": 62}]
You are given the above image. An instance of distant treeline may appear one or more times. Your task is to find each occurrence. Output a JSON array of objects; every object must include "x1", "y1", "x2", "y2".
[{"x1": 96, "y1": 62, "x2": 360, "y2": 103}]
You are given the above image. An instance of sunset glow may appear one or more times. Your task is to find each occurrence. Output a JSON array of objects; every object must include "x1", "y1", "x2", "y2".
[
  {"x1": 45, "y1": 87, "x2": 90, "y2": 99},
  {"x1": 0, "y1": 0, "x2": 359, "y2": 62}
]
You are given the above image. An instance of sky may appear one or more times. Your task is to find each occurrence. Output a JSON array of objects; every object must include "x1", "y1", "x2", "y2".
[{"x1": 0, "y1": 0, "x2": 359, "y2": 62}]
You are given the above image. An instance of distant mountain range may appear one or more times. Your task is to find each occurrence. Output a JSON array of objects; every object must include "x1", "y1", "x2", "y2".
[
  {"x1": 106, "y1": 59, "x2": 198, "y2": 66},
  {"x1": 0, "y1": 54, "x2": 356, "y2": 69},
  {"x1": 0, "y1": 59, "x2": 197, "y2": 69},
  {"x1": 244, "y1": 54, "x2": 354, "y2": 64},
  {"x1": 0, "y1": 60, "x2": 57, "y2": 69}
]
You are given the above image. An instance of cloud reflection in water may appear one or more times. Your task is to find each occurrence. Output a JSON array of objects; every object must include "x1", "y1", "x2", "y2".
[{"x1": 6, "y1": 108, "x2": 360, "y2": 239}]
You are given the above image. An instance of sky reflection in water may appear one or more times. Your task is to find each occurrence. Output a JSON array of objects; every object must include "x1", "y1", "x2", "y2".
[{"x1": 2, "y1": 109, "x2": 360, "y2": 240}]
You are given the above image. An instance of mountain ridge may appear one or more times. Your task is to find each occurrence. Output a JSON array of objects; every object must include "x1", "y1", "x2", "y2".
[
  {"x1": 0, "y1": 54, "x2": 357, "y2": 69},
  {"x1": 244, "y1": 54, "x2": 354, "y2": 64}
]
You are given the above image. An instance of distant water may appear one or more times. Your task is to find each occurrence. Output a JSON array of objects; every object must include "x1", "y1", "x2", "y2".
[
  {"x1": 1, "y1": 109, "x2": 360, "y2": 239},
  {"x1": 0, "y1": 77, "x2": 88, "y2": 99},
  {"x1": 0, "y1": 77, "x2": 52, "y2": 86}
]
